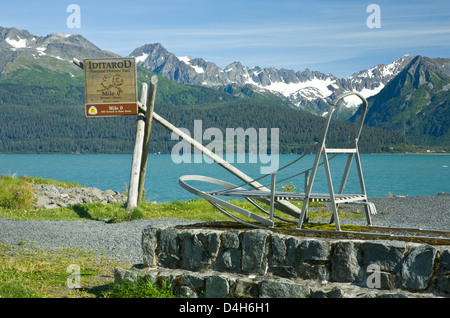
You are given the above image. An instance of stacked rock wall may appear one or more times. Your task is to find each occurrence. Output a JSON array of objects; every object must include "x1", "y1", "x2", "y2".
[{"x1": 115, "y1": 226, "x2": 450, "y2": 298}]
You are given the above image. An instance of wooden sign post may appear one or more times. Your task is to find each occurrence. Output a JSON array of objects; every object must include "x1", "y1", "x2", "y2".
[
  {"x1": 126, "y1": 82, "x2": 148, "y2": 211},
  {"x1": 138, "y1": 75, "x2": 158, "y2": 205},
  {"x1": 74, "y1": 57, "x2": 158, "y2": 212},
  {"x1": 74, "y1": 57, "x2": 303, "y2": 218}
]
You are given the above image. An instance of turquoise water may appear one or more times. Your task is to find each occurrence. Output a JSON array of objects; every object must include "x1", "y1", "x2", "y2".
[{"x1": 0, "y1": 154, "x2": 449, "y2": 202}]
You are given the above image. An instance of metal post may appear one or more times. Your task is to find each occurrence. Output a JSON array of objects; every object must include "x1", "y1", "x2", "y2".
[{"x1": 269, "y1": 173, "x2": 276, "y2": 222}]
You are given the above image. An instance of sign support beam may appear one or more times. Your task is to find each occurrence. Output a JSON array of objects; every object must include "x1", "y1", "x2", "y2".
[
  {"x1": 138, "y1": 75, "x2": 158, "y2": 205},
  {"x1": 126, "y1": 83, "x2": 148, "y2": 212}
]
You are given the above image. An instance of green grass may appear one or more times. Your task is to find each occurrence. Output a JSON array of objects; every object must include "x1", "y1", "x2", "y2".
[
  {"x1": 108, "y1": 277, "x2": 175, "y2": 298},
  {"x1": 0, "y1": 242, "x2": 129, "y2": 298},
  {"x1": 0, "y1": 175, "x2": 365, "y2": 298},
  {"x1": 0, "y1": 241, "x2": 177, "y2": 298},
  {"x1": 0, "y1": 175, "x2": 365, "y2": 224}
]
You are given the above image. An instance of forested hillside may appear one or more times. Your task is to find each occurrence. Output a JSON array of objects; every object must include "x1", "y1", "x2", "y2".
[
  {"x1": 352, "y1": 56, "x2": 450, "y2": 150},
  {"x1": 0, "y1": 54, "x2": 411, "y2": 154}
]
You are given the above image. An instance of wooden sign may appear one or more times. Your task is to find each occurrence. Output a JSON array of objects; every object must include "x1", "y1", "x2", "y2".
[{"x1": 83, "y1": 58, "x2": 138, "y2": 117}]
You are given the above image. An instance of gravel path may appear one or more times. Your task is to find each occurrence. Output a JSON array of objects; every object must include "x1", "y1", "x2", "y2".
[
  {"x1": 0, "y1": 218, "x2": 196, "y2": 264},
  {"x1": 342, "y1": 194, "x2": 450, "y2": 231},
  {"x1": 0, "y1": 194, "x2": 448, "y2": 265}
]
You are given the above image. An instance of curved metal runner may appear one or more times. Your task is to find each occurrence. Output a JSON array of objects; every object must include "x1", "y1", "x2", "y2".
[{"x1": 179, "y1": 92, "x2": 378, "y2": 231}]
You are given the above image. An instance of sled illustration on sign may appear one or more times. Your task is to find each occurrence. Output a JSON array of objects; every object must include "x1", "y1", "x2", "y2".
[{"x1": 97, "y1": 74, "x2": 124, "y2": 95}]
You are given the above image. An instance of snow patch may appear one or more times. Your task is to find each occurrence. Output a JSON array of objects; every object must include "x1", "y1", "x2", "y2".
[
  {"x1": 135, "y1": 52, "x2": 148, "y2": 63},
  {"x1": 178, "y1": 56, "x2": 205, "y2": 74},
  {"x1": 191, "y1": 64, "x2": 205, "y2": 74},
  {"x1": 36, "y1": 46, "x2": 47, "y2": 56},
  {"x1": 178, "y1": 56, "x2": 191, "y2": 64},
  {"x1": 343, "y1": 84, "x2": 385, "y2": 107},
  {"x1": 255, "y1": 78, "x2": 336, "y2": 98},
  {"x1": 6, "y1": 36, "x2": 27, "y2": 49}
]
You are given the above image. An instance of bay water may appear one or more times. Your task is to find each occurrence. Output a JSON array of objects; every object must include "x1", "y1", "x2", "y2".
[{"x1": 0, "y1": 153, "x2": 448, "y2": 202}]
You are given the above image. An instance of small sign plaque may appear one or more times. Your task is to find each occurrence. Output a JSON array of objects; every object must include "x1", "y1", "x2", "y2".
[{"x1": 83, "y1": 58, "x2": 138, "y2": 117}]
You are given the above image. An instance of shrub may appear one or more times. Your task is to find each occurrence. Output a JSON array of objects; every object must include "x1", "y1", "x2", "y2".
[
  {"x1": 0, "y1": 175, "x2": 34, "y2": 209},
  {"x1": 108, "y1": 277, "x2": 175, "y2": 298}
]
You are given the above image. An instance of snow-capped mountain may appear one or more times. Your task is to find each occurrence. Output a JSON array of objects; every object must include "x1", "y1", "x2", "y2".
[
  {"x1": 336, "y1": 54, "x2": 415, "y2": 109},
  {"x1": 0, "y1": 26, "x2": 414, "y2": 119},
  {"x1": 0, "y1": 26, "x2": 117, "y2": 73},
  {"x1": 130, "y1": 43, "x2": 414, "y2": 117}
]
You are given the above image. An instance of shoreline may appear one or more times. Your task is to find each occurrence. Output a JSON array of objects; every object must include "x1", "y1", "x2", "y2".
[{"x1": 0, "y1": 151, "x2": 449, "y2": 156}]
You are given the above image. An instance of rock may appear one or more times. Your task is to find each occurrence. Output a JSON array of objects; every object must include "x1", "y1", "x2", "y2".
[
  {"x1": 286, "y1": 236, "x2": 302, "y2": 265},
  {"x1": 437, "y1": 273, "x2": 450, "y2": 294},
  {"x1": 296, "y1": 262, "x2": 329, "y2": 281},
  {"x1": 330, "y1": 241, "x2": 362, "y2": 282},
  {"x1": 437, "y1": 249, "x2": 450, "y2": 294},
  {"x1": 179, "y1": 274, "x2": 205, "y2": 291},
  {"x1": 159, "y1": 228, "x2": 179, "y2": 254},
  {"x1": 440, "y1": 250, "x2": 450, "y2": 270},
  {"x1": 158, "y1": 228, "x2": 181, "y2": 268},
  {"x1": 259, "y1": 278, "x2": 309, "y2": 298},
  {"x1": 360, "y1": 240, "x2": 406, "y2": 273},
  {"x1": 142, "y1": 226, "x2": 158, "y2": 267},
  {"x1": 270, "y1": 234, "x2": 287, "y2": 265},
  {"x1": 216, "y1": 249, "x2": 240, "y2": 272},
  {"x1": 241, "y1": 229, "x2": 270, "y2": 275},
  {"x1": 230, "y1": 278, "x2": 259, "y2": 298},
  {"x1": 401, "y1": 244, "x2": 437, "y2": 290},
  {"x1": 299, "y1": 239, "x2": 330, "y2": 261},
  {"x1": 179, "y1": 231, "x2": 219, "y2": 271},
  {"x1": 36, "y1": 196, "x2": 51, "y2": 207},
  {"x1": 311, "y1": 288, "x2": 344, "y2": 298},
  {"x1": 205, "y1": 275, "x2": 229, "y2": 298},
  {"x1": 114, "y1": 267, "x2": 137, "y2": 284},
  {"x1": 271, "y1": 265, "x2": 297, "y2": 278},
  {"x1": 377, "y1": 292, "x2": 409, "y2": 298},
  {"x1": 221, "y1": 231, "x2": 240, "y2": 249},
  {"x1": 32, "y1": 184, "x2": 127, "y2": 208},
  {"x1": 176, "y1": 286, "x2": 198, "y2": 298}
]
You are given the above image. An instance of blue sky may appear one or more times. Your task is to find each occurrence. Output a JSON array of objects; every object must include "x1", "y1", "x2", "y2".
[{"x1": 1, "y1": 0, "x2": 449, "y2": 77}]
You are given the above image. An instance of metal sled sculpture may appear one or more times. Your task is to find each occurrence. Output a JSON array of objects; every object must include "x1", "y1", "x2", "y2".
[{"x1": 179, "y1": 92, "x2": 377, "y2": 231}]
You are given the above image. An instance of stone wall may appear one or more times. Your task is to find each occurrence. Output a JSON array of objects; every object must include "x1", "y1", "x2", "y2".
[{"x1": 115, "y1": 226, "x2": 450, "y2": 298}]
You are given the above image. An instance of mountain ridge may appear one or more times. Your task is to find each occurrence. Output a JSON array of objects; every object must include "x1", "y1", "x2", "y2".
[
  {"x1": 0, "y1": 26, "x2": 448, "y2": 152},
  {"x1": 354, "y1": 55, "x2": 450, "y2": 147},
  {"x1": 0, "y1": 26, "x2": 118, "y2": 74},
  {"x1": 0, "y1": 26, "x2": 414, "y2": 118},
  {"x1": 130, "y1": 42, "x2": 415, "y2": 117}
]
